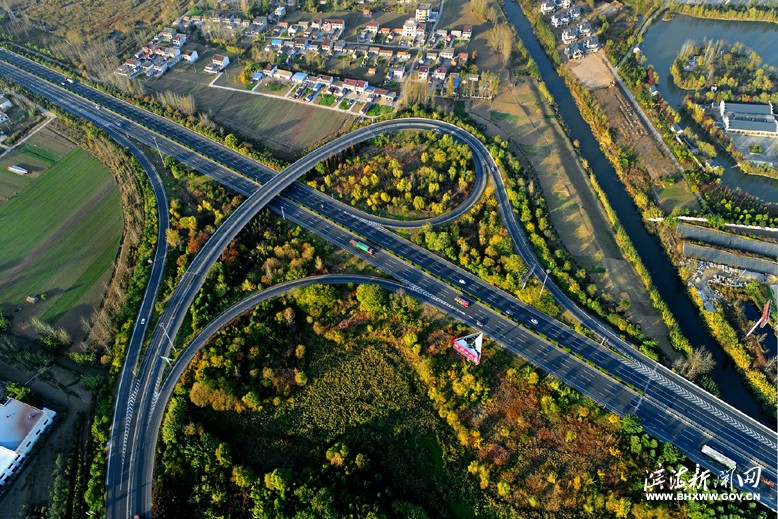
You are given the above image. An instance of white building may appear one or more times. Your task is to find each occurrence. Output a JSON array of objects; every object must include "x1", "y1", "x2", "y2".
[
  {"x1": 0, "y1": 398, "x2": 56, "y2": 486},
  {"x1": 0, "y1": 96, "x2": 12, "y2": 110},
  {"x1": 402, "y1": 18, "x2": 417, "y2": 38}
]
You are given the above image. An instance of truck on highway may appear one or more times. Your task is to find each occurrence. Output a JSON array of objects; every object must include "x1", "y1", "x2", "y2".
[
  {"x1": 349, "y1": 239, "x2": 374, "y2": 255},
  {"x1": 701, "y1": 444, "x2": 737, "y2": 470},
  {"x1": 454, "y1": 296, "x2": 470, "y2": 308}
]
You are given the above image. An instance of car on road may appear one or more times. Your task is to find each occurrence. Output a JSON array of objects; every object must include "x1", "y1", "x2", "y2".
[
  {"x1": 530, "y1": 318, "x2": 539, "y2": 325},
  {"x1": 140, "y1": 318, "x2": 146, "y2": 325},
  {"x1": 476, "y1": 321, "x2": 482, "y2": 326},
  {"x1": 505, "y1": 310, "x2": 513, "y2": 316},
  {"x1": 458, "y1": 279, "x2": 466, "y2": 284}
]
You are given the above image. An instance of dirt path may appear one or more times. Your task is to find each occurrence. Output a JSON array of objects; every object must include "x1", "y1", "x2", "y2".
[{"x1": 464, "y1": 79, "x2": 679, "y2": 361}]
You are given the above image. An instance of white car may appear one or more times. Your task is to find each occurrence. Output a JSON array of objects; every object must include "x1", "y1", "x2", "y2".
[
  {"x1": 530, "y1": 318, "x2": 539, "y2": 325},
  {"x1": 140, "y1": 318, "x2": 146, "y2": 325},
  {"x1": 458, "y1": 279, "x2": 466, "y2": 285}
]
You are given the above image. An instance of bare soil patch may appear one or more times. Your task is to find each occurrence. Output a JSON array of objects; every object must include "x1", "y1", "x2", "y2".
[{"x1": 569, "y1": 53, "x2": 614, "y2": 89}]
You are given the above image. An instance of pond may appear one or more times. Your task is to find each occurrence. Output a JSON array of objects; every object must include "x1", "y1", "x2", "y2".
[{"x1": 639, "y1": 14, "x2": 778, "y2": 206}]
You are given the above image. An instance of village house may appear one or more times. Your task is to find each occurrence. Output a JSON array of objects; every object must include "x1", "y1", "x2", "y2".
[
  {"x1": 402, "y1": 19, "x2": 417, "y2": 38},
  {"x1": 294, "y1": 38, "x2": 309, "y2": 50},
  {"x1": 274, "y1": 69, "x2": 294, "y2": 81},
  {"x1": 379, "y1": 48, "x2": 394, "y2": 59},
  {"x1": 172, "y1": 33, "x2": 187, "y2": 47},
  {"x1": 291, "y1": 71, "x2": 308, "y2": 83},
  {"x1": 462, "y1": 25, "x2": 472, "y2": 40},
  {"x1": 417, "y1": 65, "x2": 429, "y2": 80},
  {"x1": 343, "y1": 78, "x2": 368, "y2": 93},
  {"x1": 440, "y1": 47, "x2": 455, "y2": 60},
  {"x1": 397, "y1": 50, "x2": 411, "y2": 61},
  {"x1": 433, "y1": 66, "x2": 447, "y2": 80},
  {"x1": 390, "y1": 66, "x2": 405, "y2": 79},
  {"x1": 415, "y1": 3, "x2": 431, "y2": 22},
  {"x1": 253, "y1": 16, "x2": 268, "y2": 31},
  {"x1": 160, "y1": 27, "x2": 177, "y2": 40},
  {"x1": 154, "y1": 45, "x2": 180, "y2": 58},
  {"x1": 315, "y1": 74, "x2": 334, "y2": 85},
  {"x1": 541, "y1": 0, "x2": 557, "y2": 14},
  {"x1": 367, "y1": 67, "x2": 377, "y2": 75},
  {"x1": 562, "y1": 28, "x2": 578, "y2": 44},
  {"x1": 373, "y1": 87, "x2": 396, "y2": 103},
  {"x1": 263, "y1": 64, "x2": 278, "y2": 77},
  {"x1": 365, "y1": 20, "x2": 379, "y2": 34},
  {"x1": 204, "y1": 54, "x2": 230, "y2": 73}
]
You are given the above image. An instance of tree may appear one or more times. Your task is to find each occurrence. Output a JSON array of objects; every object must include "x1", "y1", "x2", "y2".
[
  {"x1": 673, "y1": 347, "x2": 715, "y2": 380},
  {"x1": 5, "y1": 382, "x2": 31, "y2": 402},
  {"x1": 487, "y1": 24, "x2": 513, "y2": 66},
  {"x1": 356, "y1": 284, "x2": 386, "y2": 314},
  {"x1": 161, "y1": 396, "x2": 187, "y2": 445},
  {"x1": 295, "y1": 284, "x2": 337, "y2": 317},
  {"x1": 225, "y1": 133, "x2": 239, "y2": 149}
]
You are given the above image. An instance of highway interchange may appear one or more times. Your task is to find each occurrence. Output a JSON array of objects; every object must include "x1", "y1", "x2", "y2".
[{"x1": 0, "y1": 47, "x2": 776, "y2": 517}]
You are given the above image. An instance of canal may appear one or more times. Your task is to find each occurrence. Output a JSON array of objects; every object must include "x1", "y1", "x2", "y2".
[
  {"x1": 638, "y1": 14, "x2": 778, "y2": 207},
  {"x1": 501, "y1": 1, "x2": 772, "y2": 425}
]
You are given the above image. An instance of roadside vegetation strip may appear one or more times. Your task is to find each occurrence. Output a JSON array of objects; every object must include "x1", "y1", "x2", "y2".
[
  {"x1": 587, "y1": 171, "x2": 693, "y2": 355},
  {"x1": 696, "y1": 297, "x2": 777, "y2": 411}
]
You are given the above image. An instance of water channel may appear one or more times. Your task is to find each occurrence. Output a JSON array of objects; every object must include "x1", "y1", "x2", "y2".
[
  {"x1": 501, "y1": 1, "x2": 772, "y2": 425},
  {"x1": 639, "y1": 14, "x2": 778, "y2": 206}
]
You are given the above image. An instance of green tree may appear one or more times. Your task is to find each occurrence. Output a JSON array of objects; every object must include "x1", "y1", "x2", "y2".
[
  {"x1": 294, "y1": 284, "x2": 337, "y2": 317},
  {"x1": 5, "y1": 382, "x2": 31, "y2": 401},
  {"x1": 356, "y1": 284, "x2": 387, "y2": 314}
]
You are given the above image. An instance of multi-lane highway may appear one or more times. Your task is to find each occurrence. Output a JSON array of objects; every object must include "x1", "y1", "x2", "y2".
[
  {"x1": 1, "y1": 48, "x2": 776, "y2": 517},
  {"x1": 101, "y1": 131, "x2": 170, "y2": 516}
]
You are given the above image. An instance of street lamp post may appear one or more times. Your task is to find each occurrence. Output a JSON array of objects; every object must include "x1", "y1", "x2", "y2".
[
  {"x1": 152, "y1": 135, "x2": 164, "y2": 163},
  {"x1": 539, "y1": 268, "x2": 550, "y2": 298}
]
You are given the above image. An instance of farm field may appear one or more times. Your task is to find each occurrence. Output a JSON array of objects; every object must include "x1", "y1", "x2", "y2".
[
  {"x1": 0, "y1": 127, "x2": 75, "y2": 203},
  {"x1": 0, "y1": 146, "x2": 123, "y2": 337},
  {"x1": 145, "y1": 51, "x2": 355, "y2": 158},
  {"x1": 462, "y1": 80, "x2": 678, "y2": 360}
]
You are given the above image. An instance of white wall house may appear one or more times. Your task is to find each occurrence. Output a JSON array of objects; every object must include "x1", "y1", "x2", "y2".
[{"x1": 0, "y1": 398, "x2": 56, "y2": 486}]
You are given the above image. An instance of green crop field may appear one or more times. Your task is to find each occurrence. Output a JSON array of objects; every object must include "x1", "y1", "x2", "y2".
[{"x1": 0, "y1": 147, "x2": 123, "y2": 325}]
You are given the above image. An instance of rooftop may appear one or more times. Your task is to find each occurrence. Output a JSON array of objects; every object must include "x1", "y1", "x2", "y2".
[
  {"x1": 0, "y1": 398, "x2": 46, "y2": 451},
  {"x1": 722, "y1": 101, "x2": 773, "y2": 116}
]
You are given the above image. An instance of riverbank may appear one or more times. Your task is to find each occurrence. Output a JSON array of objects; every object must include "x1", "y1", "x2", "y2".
[{"x1": 501, "y1": 0, "x2": 773, "y2": 424}]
